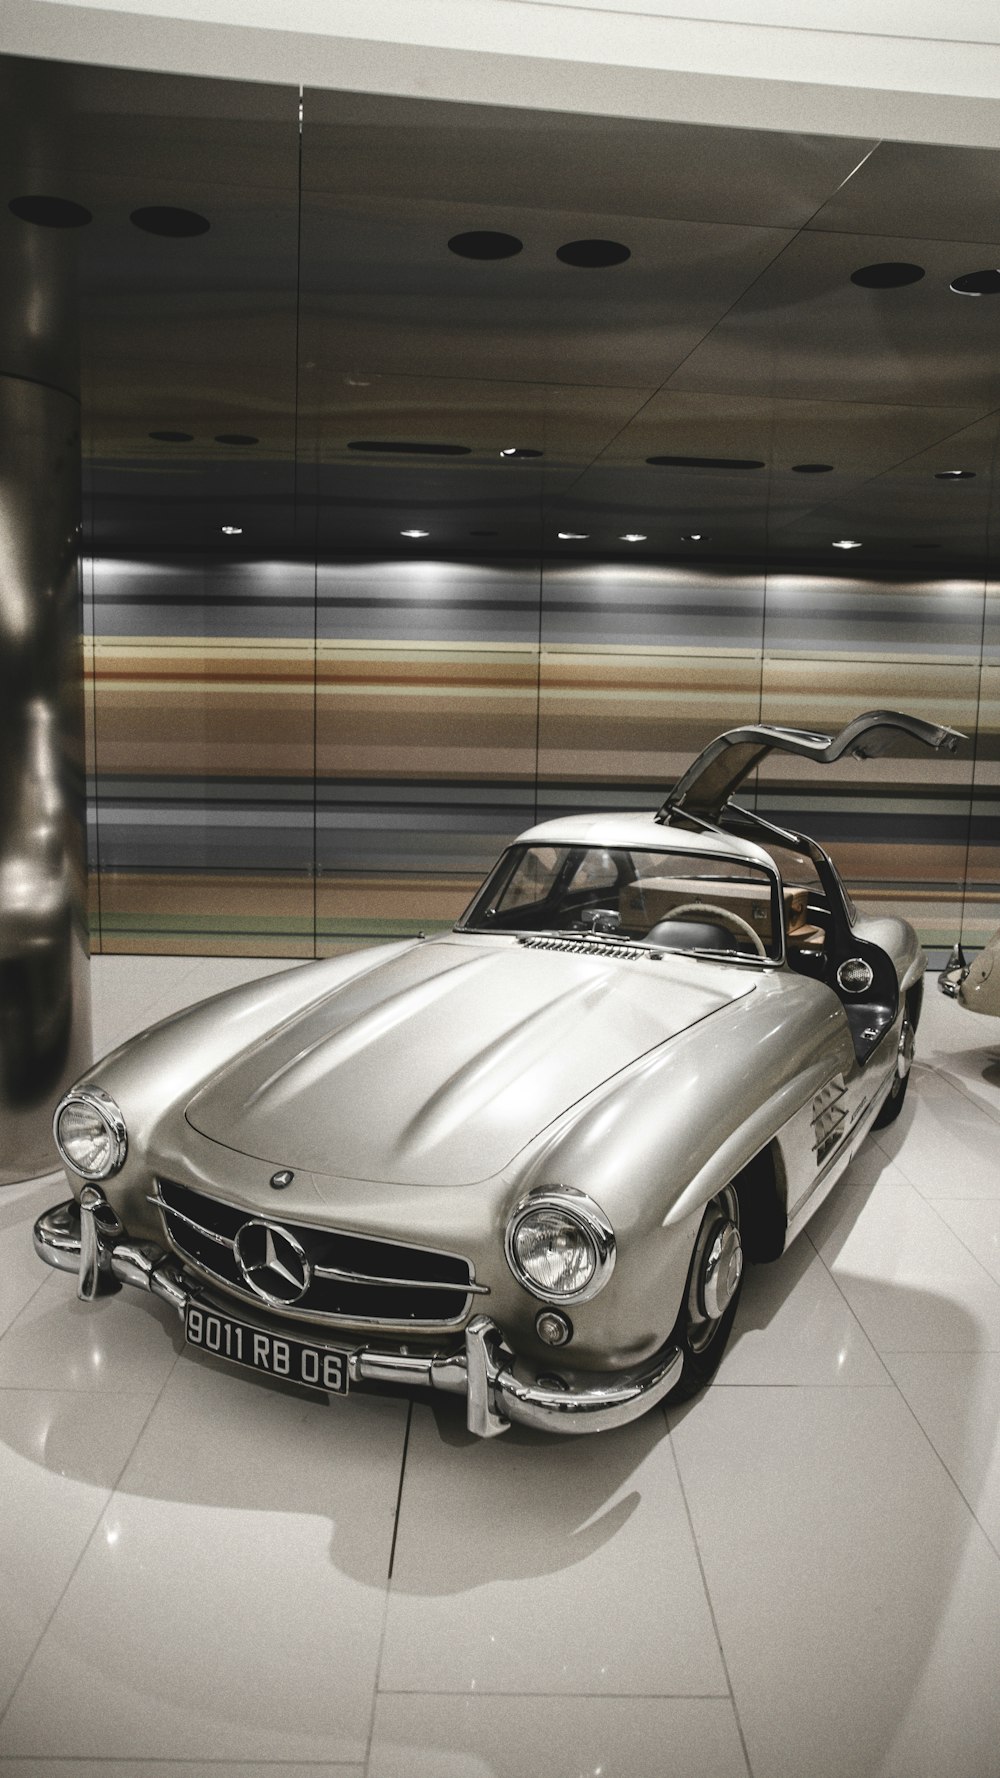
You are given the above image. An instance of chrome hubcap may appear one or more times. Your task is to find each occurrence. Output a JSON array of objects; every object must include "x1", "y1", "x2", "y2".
[
  {"x1": 702, "y1": 1221, "x2": 743, "y2": 1319},
  {"x1": 686, "y1": 1188, "x2": 741, "y2": 1354}
]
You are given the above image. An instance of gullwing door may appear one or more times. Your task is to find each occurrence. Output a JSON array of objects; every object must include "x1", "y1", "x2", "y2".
[{"x1": 659, "y1": 709, "x2": 963, "y2": 824}]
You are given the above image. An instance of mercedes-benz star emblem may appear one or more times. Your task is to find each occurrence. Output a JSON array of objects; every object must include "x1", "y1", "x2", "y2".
[
  {"x1": 270, "y1": 1169, "x2": 294, "y2": 1190},
  {"x1": 234, "y1": 1220, "x2": 311, "y2": 1306}
]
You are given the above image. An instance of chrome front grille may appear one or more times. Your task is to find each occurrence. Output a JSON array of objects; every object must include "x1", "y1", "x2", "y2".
[{"x1": 153, "y1": 1178, "x2": 484, "y2": 1328}]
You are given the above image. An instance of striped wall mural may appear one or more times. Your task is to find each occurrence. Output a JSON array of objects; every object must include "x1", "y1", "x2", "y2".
[{"x1": 83, "y1": 555, "x2": 999, "y2": 961}]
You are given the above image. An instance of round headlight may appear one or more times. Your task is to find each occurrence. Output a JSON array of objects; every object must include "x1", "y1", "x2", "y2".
[
  {"x1": 53, "y1": 1088, "x2": 127, "y2": 1180},
  {"x1": 505, "y1": 1189, "x2": 615, "y2": 1304}
]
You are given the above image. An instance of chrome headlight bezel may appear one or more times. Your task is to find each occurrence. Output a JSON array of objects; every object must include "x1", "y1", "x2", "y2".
[
  {"x1": 504, "y1": 1186, "x2": 616, "y2": 1304},
  {"x1": 52, "y1": 1085, "x2": 127, "y2": 1181}
]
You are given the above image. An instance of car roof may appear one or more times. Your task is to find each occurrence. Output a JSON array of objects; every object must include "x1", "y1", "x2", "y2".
[{"x1": 513, "y1": 809, "x2": 777, "y2": 871}]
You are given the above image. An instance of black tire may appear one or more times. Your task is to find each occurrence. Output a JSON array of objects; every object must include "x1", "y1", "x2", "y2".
[
  {"x1": 666, "y1": 1186, "x2": 745, "y2": 1403},
  {"x1": 872, "y1": 988, "x2": 918, "y2": 1130}
]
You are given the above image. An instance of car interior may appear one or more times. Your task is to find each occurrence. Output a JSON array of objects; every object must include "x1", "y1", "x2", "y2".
[{"x1": 464, "y1": 833, "x2": 902, "y2": 1067}]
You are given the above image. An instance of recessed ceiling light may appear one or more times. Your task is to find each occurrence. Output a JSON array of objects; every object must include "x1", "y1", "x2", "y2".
[
  {"x1": 682, "y1": 533, "x2": 704, "y2": 542},
  {"x1": 499, "y1": 447, "x2": 543, "y2": 459},
  {"x1": 557, "y1": 532, "x2": 589, "y2": 540},
  {"x1": 934, "y1": 469, "x2": 976, "y2": 479},
  {"x1": 448, "y1": 230, "x2": 523, "y2": 259},
  {"x1": 9, "y1": 194, "x2": 92, "y2": 228},
  {"x1": 556, "y1": 239, "x2": 630, "y2": 268},
  {"x1": 832, "y1": 539, "x2": 862, "y2": 549},
  {"x1": 792, "y1": 463, "x2": 833, "y2": 474},
  {"x1": 401, "y1": 529, "x2": 429, "y2": 539},
  {"x1": 348, "y1": 440, "x2": 471, "y2": 456},
  {"x1": 221, "y1": 525, "x2": 243, "y2": 535},
  {"x1": 950, "y1": 269, "x2": 1000, "y2": 296},
  {"x1": 620, "y1": 533, "x2": 647, "y2": 543},
  {"x1": 215, "y1": 433, "x2": 258, "y2": 446},
  {"x1": 647, "y1": 455, "x2": 764, "y2": 470},
  {"x1": 130, "y1": 205, "x2": 210, "y2": 238},
  {"x1": 850, "y1": 262, "x2": 924, "y2": 288},
  {"x1": 149, "y1": 430, "x2": 193, "y2": 442}
]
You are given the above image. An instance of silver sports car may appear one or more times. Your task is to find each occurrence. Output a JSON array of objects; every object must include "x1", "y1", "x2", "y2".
[{"x1": 36, "y1": 709, "x2": 959, "y2": 1437}]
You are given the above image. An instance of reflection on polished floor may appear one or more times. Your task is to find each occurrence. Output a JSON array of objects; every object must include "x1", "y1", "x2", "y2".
[{"x1": 1, "y1": 957, "x2": 999, "y2": 1778}]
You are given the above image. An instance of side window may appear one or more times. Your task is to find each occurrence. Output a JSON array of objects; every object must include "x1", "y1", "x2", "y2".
[
  {"x1": 497, "y1": 846, "x2": 563, "y2": 911},
  {"x1": 565, "y1": 849, "x2": 622, "y2": 894}
]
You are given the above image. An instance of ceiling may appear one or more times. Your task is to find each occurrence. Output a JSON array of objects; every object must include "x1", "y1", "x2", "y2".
[{"x1": 5, "y1": 54, "x2": 1000, "y2": 568}]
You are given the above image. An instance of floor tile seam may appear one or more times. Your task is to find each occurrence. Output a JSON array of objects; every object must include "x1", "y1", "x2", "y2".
[
  {"x1": 661, "y1": 1412, "x2": 755, "y2": 1778},
  {"x1": 922, "y1": 1059, "x2": 1000, "y2": 1130},
  {"x1": 0, "y1": 1342, "x2": 183, "y2": 1737},
  {"x1": 800, "y1": 1234, "x2": 897, "y2": 1384},
  {"x1": 873, "y1": 1358, "x2": 1000, "y2": 1568},
  {"x1": 809, "y1": 1175, "x2": 1000, "y2": 1313},
  {"x1": 363, "y1": 1397, "x2": 413, "y2": 1772},
  {"x1": 371, "y1": 1686, "x2": 736, "y2": 1698},
  {"x1": 911, "y1": 1193, "x2": 1000, "y2": 1294},
  {"x1": 0, "y1": 1270, "x2": 65, "y2": 1354}
]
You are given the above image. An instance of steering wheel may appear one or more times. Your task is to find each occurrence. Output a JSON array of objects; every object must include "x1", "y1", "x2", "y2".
[{"x1": 654, "y1": 900, "x2": 767, "y2": 960}]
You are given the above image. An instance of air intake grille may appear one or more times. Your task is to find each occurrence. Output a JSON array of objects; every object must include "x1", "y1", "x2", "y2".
[
  {"x1": 517, "y1": 934, "x2": 644, "y2": 959},
  {"x1": 155, "y1": 1178, "x2": 480, "y2": 1328}
]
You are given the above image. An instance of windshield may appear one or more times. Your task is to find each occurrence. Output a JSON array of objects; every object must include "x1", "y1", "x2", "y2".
[{"x1": 458, "y1": 844, "x2": 783, "y2": 961}]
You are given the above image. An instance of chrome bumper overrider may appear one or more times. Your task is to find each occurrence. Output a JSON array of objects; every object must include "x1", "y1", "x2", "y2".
[
  {"x1": 33, "y1": 1193, "x2": 683, "y2": 1438},
  {"x1": 938, "y1": 943, "x2": 969, "y2": 999}
]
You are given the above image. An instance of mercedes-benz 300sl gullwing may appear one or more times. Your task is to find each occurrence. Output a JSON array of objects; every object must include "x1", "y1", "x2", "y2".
[{"x1": 35, "y1": 710, "x2": 960, "y2": 1438}]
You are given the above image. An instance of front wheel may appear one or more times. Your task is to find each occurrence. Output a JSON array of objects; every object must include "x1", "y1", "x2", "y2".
[{"x1": 667, "y1": 1186, "x2": 744, "y2": 1403}]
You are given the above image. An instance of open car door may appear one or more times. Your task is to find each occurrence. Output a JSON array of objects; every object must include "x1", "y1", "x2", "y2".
[{"x1": 659, "y1": 709, "x2": 963, "y2": 824}]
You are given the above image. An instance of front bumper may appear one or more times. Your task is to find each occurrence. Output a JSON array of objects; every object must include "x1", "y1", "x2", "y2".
[{"x1": 33, "y1": 1192, "x2": 683, "y2": 1438}]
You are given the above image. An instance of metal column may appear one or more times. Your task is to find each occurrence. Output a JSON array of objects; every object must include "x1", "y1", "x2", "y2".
[{"x1": 0, "y1": 149, "x2": 92, "y2": 1180}]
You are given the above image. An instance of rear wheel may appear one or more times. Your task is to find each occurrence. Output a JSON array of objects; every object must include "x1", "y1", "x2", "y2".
[
  {"x1": 872, "y1": 992, "x2": 917, "y2": 1129},
  {"x1": 667, "y1": 1186, "x2": 744, "y2": 1403}
]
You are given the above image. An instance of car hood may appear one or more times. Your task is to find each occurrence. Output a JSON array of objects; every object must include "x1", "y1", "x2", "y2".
[{"x1": 184, "y1": 937, "x2": 757, "y2": 1186}]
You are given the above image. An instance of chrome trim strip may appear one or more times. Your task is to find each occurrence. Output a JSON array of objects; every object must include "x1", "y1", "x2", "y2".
[
  {"x1": 312, "y1": 1262, "x2": 489, "y2": 1295},
  {"x1": 33, "y1": 1199, "x2": 684, "y2": 1439},
  {"x1": 504, "y1": 1184, "x2": 616, "y2": 1305},
  {"x1": 149, "y1": 1180, "x2": 483, "y2": 1322},
  {"x1": 152, "y1": 1194, "x2": 236, "y2": 1249},
  {"x1": 52, "y1": 1085, "x2": 128, "y2": 1181}
]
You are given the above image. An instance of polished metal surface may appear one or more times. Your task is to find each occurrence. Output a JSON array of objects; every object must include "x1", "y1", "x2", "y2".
[
  {"x1": 504, "y1": 1185, "x2": 617, "y2": 1306},
  {"x1": 52, "y1": 1082, "x2": 127, "y2": 1178},
  {"x1": 940, "y1": 931, "x2": 1000, "y2": 1014},
  {"x1": 33, "y1": 1197, "x2": 684, "y2": 1437},
  {"x1": 0, "y1": 372, "x2": 91, "y2": 1183}
]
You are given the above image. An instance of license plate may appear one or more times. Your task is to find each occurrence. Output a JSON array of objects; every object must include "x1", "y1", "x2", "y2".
[{"x1": 185, "y1": 1303, "x2": 349, "y2": 1395}]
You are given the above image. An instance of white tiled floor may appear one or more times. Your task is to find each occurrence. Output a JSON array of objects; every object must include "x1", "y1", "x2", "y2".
[{"x1": 1, "y1": 958, "x2": 999, "y2": 1777}]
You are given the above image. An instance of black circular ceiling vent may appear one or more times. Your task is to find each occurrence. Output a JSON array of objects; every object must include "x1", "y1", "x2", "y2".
[
  {"x1": 448, "y1": 231, "x2": 522, "y2": 259},
  {"x1": 935, "y1": 469, "x2": 976, "y2": 479},
  {"x1": 950, "y1": 269, "x2": 1000, "y2": 295},
  {"x1": 556, "y1": 239, "x2": 630, "y2": 268},
  {"x1": 850, "y1": 262, "x2": 925, "y2": 288},
  {"x1": 149, "y1": 430, "x2": 193, "y2": 442},
  {"x1": 792, "y1": 463, "x2": 833, "y2": 473},
  {"x1": 500, "y1": 447, "x2": 543, "y2": 459},
  {"x1": 647, "y1": 454, "x2": 764, "y2": 470},
  {"x1": 9, "y1": 194, "x2": 92, "y2": 228},
  {"x1": 348, "y1": 440, "x2": 471, "y2": 456},
  {"x1": 130, "y1": 205, "x2": 210, "y2": 237},
  {"x1": 215, "y1": 433, "x2": 258, "y2": 445}
]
